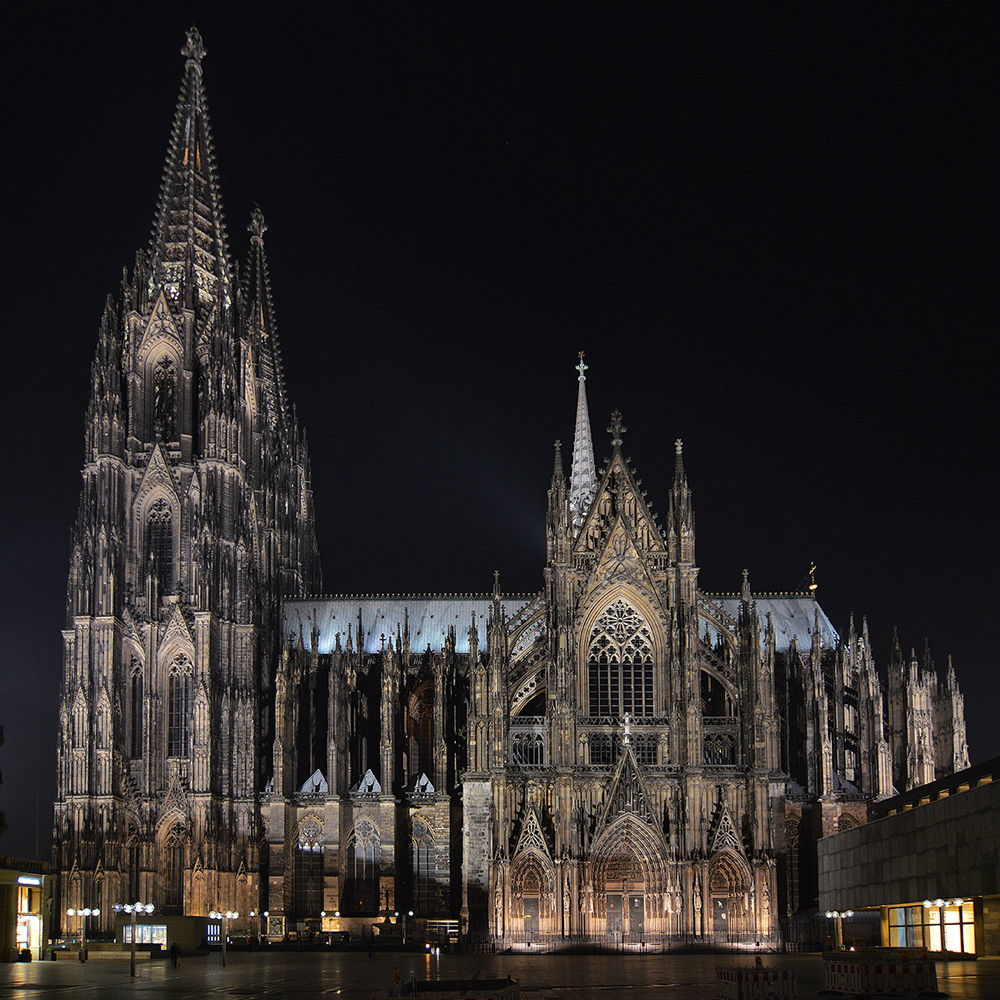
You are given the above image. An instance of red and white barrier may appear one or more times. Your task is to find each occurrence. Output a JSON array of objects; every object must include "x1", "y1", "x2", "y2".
[
  {"x1": 717, "y1": 967, "x2": 797, "y2": 999},
  {"x1": 824, "y1": 957, "x2": 938, "y2": 995}
]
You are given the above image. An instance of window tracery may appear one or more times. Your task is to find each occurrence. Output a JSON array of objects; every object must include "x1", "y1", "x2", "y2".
[
  {"x1": 412, "y1": 819, "x2": 435, "y2": 913},
  {"x1": 293, "y1": 817, "x2": 324, "y2": 916},
  {"x1": 162, "y1": 825, "x2": 186, "y2": 909},
  {"x1": 167, "y1": 655, "x2": 191, "y2": 757},
  {"x1": 588, "y1": 599, "x2": 654, "y2": 717},
  {"x1": 147, "y1": 497, "x2": 174, "y2": 598},
  {"x1": 408, "y1": 683, "x2": 433, "y2": 780},
  {"x1": 345, "y1": 819, "x2": 380, "y2": 915}
]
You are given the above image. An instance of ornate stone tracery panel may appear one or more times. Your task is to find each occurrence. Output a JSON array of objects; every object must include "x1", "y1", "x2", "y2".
[{"x1": 588, "y1": 599, "x2": 654, "y2": 717}]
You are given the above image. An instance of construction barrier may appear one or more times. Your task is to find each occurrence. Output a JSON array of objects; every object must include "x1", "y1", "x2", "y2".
[
  {"x1": 824, "y1": 957, "x2": 938, "y2": 995},
  {"x1": 717, "y1": 967, "x2": 796, "y2": 998}
]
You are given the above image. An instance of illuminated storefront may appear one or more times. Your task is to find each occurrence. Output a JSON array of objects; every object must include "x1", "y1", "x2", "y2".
[
  {"x1": 819, "y1": 759, "x2": 1000, "y2": 957},
  {"x1": 1, "y1": 860, "x2": 50, "y2": 962},
  {"x1": 887, "y1": 899, "x2": 976, "y2": 954}
]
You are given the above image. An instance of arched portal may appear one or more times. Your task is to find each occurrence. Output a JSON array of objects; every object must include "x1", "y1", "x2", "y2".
[
  {"x1": 708, "y1": 850, "x2": 752, "y2": 943},
  {"x1": 590, "y1": 816, "x2": 666, "y2": 943},
  {"x1": 510, "y1": 850, "x2": 552, "y2": 942}
]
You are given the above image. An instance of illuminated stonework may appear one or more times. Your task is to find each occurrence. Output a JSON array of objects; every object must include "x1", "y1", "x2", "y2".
[{"x1": 54, "y1": 30, "x2": 969, "y2": 951}]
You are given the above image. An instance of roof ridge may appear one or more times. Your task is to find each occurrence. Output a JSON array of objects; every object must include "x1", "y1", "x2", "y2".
[{"x1": 289, "y1": 592, "x2": 538, "y2": 601}]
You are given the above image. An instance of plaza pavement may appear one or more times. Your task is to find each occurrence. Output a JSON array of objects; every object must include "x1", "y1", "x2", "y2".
[{"x1": 1, "y1": 949, "x2": 997, "y2": 999}]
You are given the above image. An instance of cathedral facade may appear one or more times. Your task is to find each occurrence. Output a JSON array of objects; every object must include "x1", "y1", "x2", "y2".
[{"x1": 54, "y1": 31, "x2": 969, "y2": 949}]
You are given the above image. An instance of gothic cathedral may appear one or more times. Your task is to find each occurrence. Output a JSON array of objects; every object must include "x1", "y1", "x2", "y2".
[{"x1": 54, "y1": 31, "x2": 969, "y2": 949}]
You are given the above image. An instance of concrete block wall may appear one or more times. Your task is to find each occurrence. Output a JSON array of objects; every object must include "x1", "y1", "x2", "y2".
[{"x1": 818, "y1": 778, "x2": 999, "y2": 954}]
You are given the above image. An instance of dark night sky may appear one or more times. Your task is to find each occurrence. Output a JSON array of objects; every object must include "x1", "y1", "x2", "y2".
[{"x1": 2, "y1": 4, "x2": 996, "y2": 862}]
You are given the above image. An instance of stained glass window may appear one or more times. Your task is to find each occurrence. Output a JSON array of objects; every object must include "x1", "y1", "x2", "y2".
[{"x1": 588, "y1": 600, "x2": 654, "y2": 717}]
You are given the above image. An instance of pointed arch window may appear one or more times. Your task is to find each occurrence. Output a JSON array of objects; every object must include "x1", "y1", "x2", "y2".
[
  {"x1": 162, "y1": 825, "x2": 186, "y2": 910},
  {"x1": 412, "y1": 819, "x2": 435, "y2": 914},
  {"x1": 408, "y1": 684, "x2": 433, "y2": 780},
  {"x1": 344, "y1": 820, "x2": 380, "y2": 915},
  {"x1": 127, "y1": 833, "x2": 142, "y2": 903},
  {"x1": 588, "y1": 600, "x2": 654, "y2": 717},
  {"x1": 130, "y1": 661, "x2": 143, "y2": 758},
  {"x1": 293, "y1": 818, "x2": 324, "y2": 918},
  {"x1": 147, "y1": 497, "x2": 174, "y2": 597},
  {"x1": 167, "y1": 655, "x2": 192, "y2": 757}
]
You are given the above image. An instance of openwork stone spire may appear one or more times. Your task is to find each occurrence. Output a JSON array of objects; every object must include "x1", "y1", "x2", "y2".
[
  {"x1": 243, "y1": 206, "x2": 289, "y2": 425},
  {"x1": 149, "y1": 26, "x2": 233, "y2": 309},
  {"x1": 569, "y1": 352, "x2": 597, "y2": 533}
]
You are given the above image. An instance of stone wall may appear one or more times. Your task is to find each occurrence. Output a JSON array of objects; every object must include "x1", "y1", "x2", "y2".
[{"x1": 818, "y1": 773, "x2": 999, "y2": 954}]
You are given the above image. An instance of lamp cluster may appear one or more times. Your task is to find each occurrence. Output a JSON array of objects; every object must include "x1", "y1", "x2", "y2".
[
  {"x1": 824, "y1": 909, "x2": 854, "y2": 918},
  {"x1": 210, "y1": 909, "x2": 240, "y2": 920},
  {"x1": 113, "y1": 902, "x2": 155, "y2": 915},
  {"x1": 923, "y1": 898, "x2": 964, "y2": 908},
  {"x1": 66, "y1": 907, "x2": 100, "y2": 918}
]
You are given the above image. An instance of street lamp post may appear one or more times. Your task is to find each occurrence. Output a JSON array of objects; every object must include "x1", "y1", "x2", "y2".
[
  {"x1": 113, "y1": 901, "x2": 154, "y2": 977},
  {"x1": 210, "y1": 910, "x2": 239, "y2": 966},
  {"x1": 66, "y1": 906, "x2": 99, "y2": 961},
  {"x1": 824, "y1": 909, "x2": 854, "y2": 950}
]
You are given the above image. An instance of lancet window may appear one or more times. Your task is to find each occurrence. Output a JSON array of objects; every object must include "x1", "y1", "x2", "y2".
[
  {"x1": 130, "y1": 662, "x2": 143, "y2": 758},
  {"x1": 412, "y1": 819, "x2": 435, "y2": 914},
  {"x1": 293, "y1": 818, "x2": 324, "y2": 917},
  {"x1": 587, "y1": 599, "x2": 655, "y2": 717},
  {"x1": 147, "y1": 498, "x2": 174, "y2": 598},
  {"x1": 408, "y1": 684, "x2": 433, "y2": 780},
  {"x1": 167, "y1": 656, "x2": 192, "y2": 757},
  {"x1": 162, "y1": 826, "x2": 186, "y2": 909},
  {"x1": 345, "y1": 820, "x2": 381, "y2": 915}
]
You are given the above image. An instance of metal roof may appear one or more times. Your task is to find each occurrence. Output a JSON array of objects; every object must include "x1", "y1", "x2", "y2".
[
  {"x1": 285, "y1": 593, "x2": 840, "y2": 657},
  {"x1": 283, "y1": 596, "x2": 533, "y2": 655},
  {"x1": 707, "y1": 595, "x2": 841, "y2": 653}
]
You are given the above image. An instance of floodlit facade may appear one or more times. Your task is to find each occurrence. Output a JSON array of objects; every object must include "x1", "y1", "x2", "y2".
[{"x1": 53, "y1": 30, "x2": 969, "y2": 950}]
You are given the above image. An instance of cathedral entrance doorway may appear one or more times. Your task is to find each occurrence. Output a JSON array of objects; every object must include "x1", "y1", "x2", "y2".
[
  {"x1": 712, "y1": 896, "x2": 729, "y2": 939},
  {"x1": 709, "y1": 850, "x2": 751, "y2": 943},
  {"x1": 606, "y1": 885, "x2": 645, "y2": 942},
  {"x1": 523, "y1": 896, "x2": 539, "y2": 943}
]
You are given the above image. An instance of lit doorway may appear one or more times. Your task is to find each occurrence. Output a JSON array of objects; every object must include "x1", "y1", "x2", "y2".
[
  {"x1": 523, "y1": 896, "x2": 539, "y2": 944},
  {"x1": 713, "y1": 897, "x2": 729, "y2": 940}
]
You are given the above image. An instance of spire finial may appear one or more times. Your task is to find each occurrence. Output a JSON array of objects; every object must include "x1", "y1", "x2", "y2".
[
  {"x1": 249, "y1": 205, "x2": 267, "y2": 247},
  {"x1": 182, "y1": 27, "x2": 205, "y2": 72},
  {"x1": 576, "y1": 351, "x2": 588, "y2": 380},
  {"x1": 608, "y1": 410, "x2": 626, "y2": 447}
]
